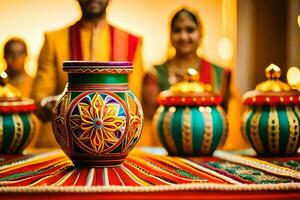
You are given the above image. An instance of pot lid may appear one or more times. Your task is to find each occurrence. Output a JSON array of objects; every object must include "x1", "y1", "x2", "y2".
[
  {"x1": 0, "y1": 72, "x2": 36, "y2": 113},
  {"x1": 243, "y1": 64, "x2": 300, "y2": 105},
  {"x1": 158, "y1": 68, "x2": 222, "y2": 106}
]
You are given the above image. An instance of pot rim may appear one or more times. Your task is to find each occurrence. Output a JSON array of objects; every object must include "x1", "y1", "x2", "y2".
[
  {"x1": 63, "y1": 61, "x2": 132, "y2": 67},
  {"x1": 63, "y1": 61, "x2": 133, "y2": 74}
]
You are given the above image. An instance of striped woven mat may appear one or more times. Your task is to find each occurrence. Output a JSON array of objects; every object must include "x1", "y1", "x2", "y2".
[{"x1": 0, "y1": 149, "x2": 299, "y2": 193}]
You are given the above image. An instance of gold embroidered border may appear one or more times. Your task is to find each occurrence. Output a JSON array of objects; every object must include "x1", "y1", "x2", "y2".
[
  {"x1": 0, "y1": 150, "x2": 64, "y2": 171},
  {"x1": 163, "y1": 107, "x2": 177, "y2": 154},
  {"x1": 214, "y1": 150, "x2": 300, "y2": 181},
  {"x1": 285, "y1": 106, "x2": 299, "y2": 154},
  {"x1": 200, "y1": 107, "x2": 213, "y2": 155},
  {"x1": 8, "y1": 114, "x2": 24, "y2": 153},
  {"x1": 152, "y1": 106, "x2": 163, "y2": 142},
  {"x1": 0, "y1": 182, "x2": 299, "y2": 193},
  {"x1": 216, "y1": 106, "x2": 228, "y2": 148},
  {"x1": 250, "y1": 106, "x2": 264, "y2": 154},
  {"x1": 268, "y1": 107, "x2": 279, "y2": 154},
  {"x1": 241, "y1": 106, "x2": 252, "y2": 144},
  {"x1": 20, "y1": 114, "x2": 36, "y2": 152},
  {"x1": 65, "y1": 68, "x2": 133, "y2": 74},
  {"x1": 182, "y1": 107, "x2": 193, "y2": 154}
]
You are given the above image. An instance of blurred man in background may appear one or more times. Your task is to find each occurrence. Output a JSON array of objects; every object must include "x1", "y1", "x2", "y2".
[
  {"x1": 4, "y1": 37, "x2": 33, "y2": 97},
  {"x1": 32, "y1": 0, "x2": 144, "y2": 147}
]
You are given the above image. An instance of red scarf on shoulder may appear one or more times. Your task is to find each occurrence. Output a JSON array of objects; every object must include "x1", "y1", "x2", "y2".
[
  {"x1": 69, "y1": 21, "x2": 139, "y2": 62},
  {"x1": 199, "y1": 59, "x2": 231, "y2": 99}
]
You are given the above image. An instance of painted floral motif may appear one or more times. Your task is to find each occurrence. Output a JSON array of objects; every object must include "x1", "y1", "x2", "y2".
[
  {"x1": 124, "y1": 92, "x2": 143, "y2": 150},
  {"x1": 70, "y1": 92, "x2": 126, "y2": 153},
  {"x1": 53, "y1": 93, "x2": 70, "y2": 147}
]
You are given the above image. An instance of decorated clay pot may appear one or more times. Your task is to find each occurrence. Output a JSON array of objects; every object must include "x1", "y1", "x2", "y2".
[
  {"x1": 153, "y1": 68, "x2": 228, "y2": 156},
  {"x1": 52, "y1": 61, "x2": 143, "y2": 167},
  {"x1": 0, "y1": 72, "x2": 37, "y2": 154},
  {"x1": 242, "y1": 64, "x2": 300, "y2": 156}
]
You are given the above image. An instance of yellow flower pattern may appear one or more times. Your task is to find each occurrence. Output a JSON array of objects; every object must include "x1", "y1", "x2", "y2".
[
  {"x1": 71, "y1": 93, "x2": 125, "y2": 153},
  {"x1": 53, "y1": 93, "x2": 70, "y2": 146},
  {"x1": 124, "y1": 93, "x2": 143, "y2": 150}
]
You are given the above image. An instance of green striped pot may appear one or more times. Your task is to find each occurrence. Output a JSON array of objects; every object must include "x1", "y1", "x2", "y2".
[
  {"x1": 52, "y1": 61, "x2": 143, "y2": 167},
  {"x1": 242, "y1": 105, "x2": 300, "y2": 156},
  {"x1": 242, "y1": 64, "x2": 300, "y2": 156},
  {"x1": 0, "y1": 98, "x2": 37, "y2": 154},
  {"x1": 153, "y1": 105, "x2": 227, "y2": 156}
]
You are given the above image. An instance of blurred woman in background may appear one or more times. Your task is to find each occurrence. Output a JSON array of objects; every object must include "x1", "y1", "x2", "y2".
[{"x1": 141, "y1": 8, "x2": 231, "y2": 145}]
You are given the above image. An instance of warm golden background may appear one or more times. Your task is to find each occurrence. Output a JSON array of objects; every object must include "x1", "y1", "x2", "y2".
[
  {"x1": 0, "y1": 0, "x2": 236, "y2": 74},
  {"x1": 1, "y1": 0, "x2": 299, "y2": 149},
  {"x1": 0, "y1": 0, "x2": 246, "y2": 150}
]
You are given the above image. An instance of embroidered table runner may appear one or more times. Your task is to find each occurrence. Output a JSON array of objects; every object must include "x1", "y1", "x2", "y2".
[{"x1": 0, "y1": 149, "x2": 299, "y2": 199}]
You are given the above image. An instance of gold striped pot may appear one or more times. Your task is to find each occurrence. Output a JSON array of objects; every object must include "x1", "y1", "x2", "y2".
[
  {"x1": 242, "y1": 64, "x2": 300, "y2": 156},
  {"x1": 0, "y1": 73, "x2": 37, "y2": 154},
  {"x1": 153, "y1": 69, "x2": 228, "y2": 156}
]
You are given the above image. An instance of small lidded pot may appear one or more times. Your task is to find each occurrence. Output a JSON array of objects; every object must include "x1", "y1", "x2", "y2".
[
  {"x1": 153, "y1": 68, "x2": 228, "y2": 156},
  {"x1": 0, "y1": 72, "x2": 37, "y2": 154},
  {"x1": 242, "y1": 64, "x2": 300, "y2": 156}
]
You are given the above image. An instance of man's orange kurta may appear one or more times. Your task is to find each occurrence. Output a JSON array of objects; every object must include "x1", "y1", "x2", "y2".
[
  {"x1": 31, "y1": 20, "x2": 144, "y2": 147},
  {"x1": 8, "y1": 73, "x2": 33, "y2": 97}
]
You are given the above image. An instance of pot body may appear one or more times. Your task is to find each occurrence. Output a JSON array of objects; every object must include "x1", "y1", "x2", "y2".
[
  {"x1": 52, "y1": 65, "x2": 143, "y2": 167},
  {"x1": 153, "y1": 105, "x2": 227, "y2": 156},
  {"x1": 0, "y1": 112, "x2": 37, "y2": 154},
  {"x1": 241, "y1": 105, "x2": 300, "y2": 156}
]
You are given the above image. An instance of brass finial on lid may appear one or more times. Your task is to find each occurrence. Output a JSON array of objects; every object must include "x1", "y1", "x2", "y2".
[
  {"x1": 170, "y1": 68, "x2": 211, "y2": 93},
  {"x1": 265, "y1": 63, "x2": 281, "y2": 80},
  {"x1": 256, "y1": 64, "x2": 291, "y2": 92}
]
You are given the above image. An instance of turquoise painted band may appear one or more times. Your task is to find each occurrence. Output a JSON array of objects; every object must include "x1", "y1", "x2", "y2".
[{"x1": 68, "y1": 74, "x2": 128, "y2": 84}]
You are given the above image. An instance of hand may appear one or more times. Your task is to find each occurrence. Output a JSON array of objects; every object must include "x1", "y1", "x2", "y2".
[{"x1": 38, "y1": 95, "x2": 59, "y2": 122}]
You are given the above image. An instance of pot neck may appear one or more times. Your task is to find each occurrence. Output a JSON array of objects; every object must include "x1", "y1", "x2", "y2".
[{"x1": 68, "y1": 73, "x2": 128, "y2": 84}]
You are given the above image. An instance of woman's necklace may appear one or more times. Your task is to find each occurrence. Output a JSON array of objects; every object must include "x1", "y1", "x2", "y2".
[{"x1": 168, "y1": 59, "x2": 201, "y2": 85}]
